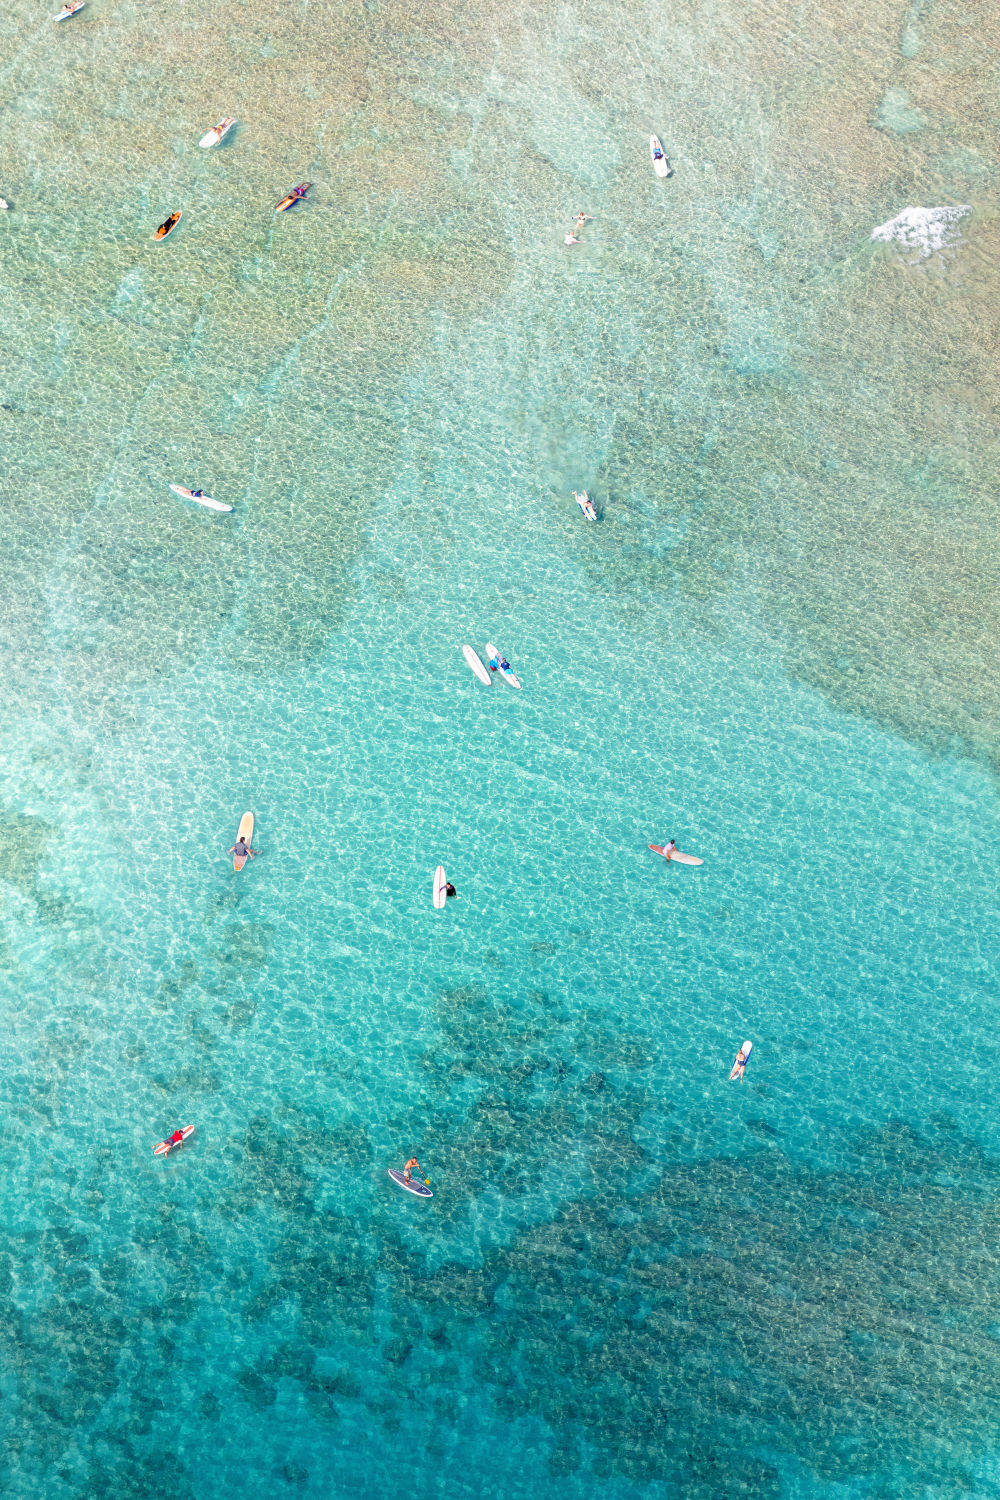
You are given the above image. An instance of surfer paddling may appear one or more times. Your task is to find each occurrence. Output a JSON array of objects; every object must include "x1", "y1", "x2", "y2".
[{"x1": 152, "y1": 1124, "x2": 195, "y2": 1156}]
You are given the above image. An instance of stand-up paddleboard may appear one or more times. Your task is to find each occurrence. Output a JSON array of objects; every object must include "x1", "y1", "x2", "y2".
[
  {"x1": 276, "y1": 182, "x2": 311, "y2": 212},
  {"x1": 153, "y1": 1125, "x2": 195, "y2": 1156},
  {"x1": 233, "y1": 811, "x2": 254, "y2": 871},
  {"x1": 168, "y1": 483, "x2": 232, "y2": 514},
  {"x1": 729, "y1": 1040, "x2": 752, "y2": 1080},
  {"x1": 433, "y1": 866, "x2": 447, "y2": 909},
  {"x1": 388, "y1": 1168, "x2": 433, "y2": 1197},
  {"x1": 54, "y1": 0, "x2": 85, "y2": 19},
  {"x1": 648, "y1": 844, "x2": 703, "y2": 866},
  {"x1": 650, "y1": 135, "x2": 672, "y2": 178},
  {"x1": 573, "y1": 490, "x2": 597, "y2": 521},
  {"x1": 199, "y1": 117, "x2": 236, "y2": 148},
  {"x1": 485, "y1": 643, "x2": 521, "y2": 689},
  {"x1": 462, "y1": 644, "x2": 491, "y2": 685},
  {"x1": 154, "y1": 210, "x2": 182, "y2": 240}
]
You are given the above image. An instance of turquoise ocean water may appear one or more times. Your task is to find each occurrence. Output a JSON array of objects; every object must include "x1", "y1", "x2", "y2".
[{"x1": 1, "y1": 0, "x2": 999, "y2": 1494}]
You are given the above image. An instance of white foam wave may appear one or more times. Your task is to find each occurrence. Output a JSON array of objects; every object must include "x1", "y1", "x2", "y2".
[{"x1": 871, "y1": 205, "x2": 971, "y2": 260}]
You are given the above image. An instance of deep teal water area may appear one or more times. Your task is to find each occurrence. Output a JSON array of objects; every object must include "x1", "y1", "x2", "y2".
[{"x1": 1, "y1": 0, "x2": 999, "y2": 1495}]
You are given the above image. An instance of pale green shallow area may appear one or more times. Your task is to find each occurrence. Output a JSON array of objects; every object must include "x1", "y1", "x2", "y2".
[{"x1": 0, "y1": 0, "x2": 999, "y2": 1496}]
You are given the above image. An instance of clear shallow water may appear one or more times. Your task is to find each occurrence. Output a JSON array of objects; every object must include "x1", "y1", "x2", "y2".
[{"x1": 1, "y1": 0, "x2": 999, "y2": 1495}]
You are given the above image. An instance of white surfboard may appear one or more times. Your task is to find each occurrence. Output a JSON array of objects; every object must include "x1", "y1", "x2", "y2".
[
  {"x1": 54, "y1": 0, "x2": 85, "y2": 19},
  {"x1": 433, "y1": 865, "x2": 447, "y2": 909},
  {"x1": 648, "y1": 843, "x2": 703, "y2": 865},
  {"x1": 168, "y1": 483, "x2": 233, "y2": 514},
  {"x1": 485, "y1": 643, "x2": 521, "y2": 689},
  {"x1": 153, "y1": 1124, "x2": 195, "y2": 1156},
  {"x1": 573, "y1": 490, "x2": 597, "y2": 521},
  {"x1": 730, "y1": 1040, "x2": 752, "y2": 1079},
  {"x1": 462, "y1": 644, "x2": 491, "y2": 685},
  {"x1": 650, "y1": 135, "x2": 672, "y2": 178},
  {"x1": 199, "y1": 117, "x2": 236, "y2": 149}
]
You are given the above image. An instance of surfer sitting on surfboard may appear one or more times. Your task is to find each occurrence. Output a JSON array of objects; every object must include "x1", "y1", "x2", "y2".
[
  {"x1": 488, "y1": 653, "x2": 511, "y2": 673},
  {"x1": 403, "y1": 1157, "x2": 420, "y2": 1184},
  {"x1": 228, "y1": 836, "x2": 258, "y2": 862},
  {"x1": 660, "y1": 840, "x2": 677, "y2": 861}
]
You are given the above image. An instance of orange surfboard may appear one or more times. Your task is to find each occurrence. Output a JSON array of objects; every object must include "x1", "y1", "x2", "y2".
[
  {"x1": 234, "y1": 811, "x2": 254, "y2": 870},
  {"x1": 153, "y1": 209, "x2": 182, "y2": 240}
]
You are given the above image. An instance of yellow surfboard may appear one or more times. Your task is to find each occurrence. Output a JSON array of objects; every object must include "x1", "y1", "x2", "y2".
[{"x1": 234, "y1": 811, "x2": 254, "y2": 871}]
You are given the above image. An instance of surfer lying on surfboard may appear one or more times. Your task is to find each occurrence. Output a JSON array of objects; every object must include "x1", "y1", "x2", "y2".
[
  {"x1": 152, "y1": 1125, "x2": 195, "y2": 1156},
  {"x1": 730, "y1": 1042, "x2": 752, "y2": 1082}
]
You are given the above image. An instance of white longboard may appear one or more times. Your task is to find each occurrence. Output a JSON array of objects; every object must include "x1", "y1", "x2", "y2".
[
  {"x1": 485, "y1": 642, "x2": 521, "y2": 689},
  {"x1": 648, "y1": 844, "x2": 703, "y2": 865},
  {"x1": 233, "y1": 811, "x2": 254, "y2": 871},
  {"x1": 433, "y1": 865, "x2": 447, "y2": 909},
  {"x1": 462, "y1": 644, "x2": 491, "y2": 685},
  {"x1": 650, "y1": 135, "x2": 672, "y2": 178},
  {"x1": 168, "y1": 483, "x2": 233, "y2": 513},
  {"x1": 730, "y1": 1040, "x2": 753, "y2": 1079},
  {"x1": 199, "y1": 117, "x2": 236, "y2": 148}
]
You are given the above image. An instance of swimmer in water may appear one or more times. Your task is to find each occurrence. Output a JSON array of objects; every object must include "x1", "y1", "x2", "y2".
[
  {"x1": 403, "y1": 1157, "x2": 420, "y2": 1184},
  {"x1": 564, "y1": 231, "x2": 581, "y2": 245},
  {"x1": 445, "y1": 882, "x2": 457, "y2": 898},
  {"x1": 729, "y1": 1047, "x2": 750, "y2": 1082}
]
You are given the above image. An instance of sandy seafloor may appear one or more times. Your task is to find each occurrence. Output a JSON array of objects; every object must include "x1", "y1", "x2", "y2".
[{"x1": 0, "y1": 0, "x2": 999, "y2": 1495}]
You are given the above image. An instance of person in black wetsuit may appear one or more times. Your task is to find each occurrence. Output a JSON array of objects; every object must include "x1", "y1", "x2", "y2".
[{"x1": 445, "y1": 882, "x2": 457, "y2": 899}]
